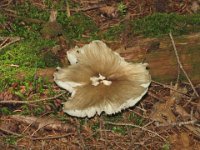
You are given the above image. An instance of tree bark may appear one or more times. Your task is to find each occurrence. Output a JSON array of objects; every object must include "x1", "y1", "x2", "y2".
[
  {"x1": 36, "y1": 33, "x2": 200, "y2": 84},
  {"x1": 117, "y1": 33, "x2": 200, "y2": 83}
]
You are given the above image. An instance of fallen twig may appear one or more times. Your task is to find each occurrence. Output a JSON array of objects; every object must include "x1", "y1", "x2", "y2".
[
  {"x1": 22, "y1": 112, "x2": 52, "y2": 134},
  {"x1": 169, "y1": 32, "x2": 199, "y2": 97},
  {"x1": 155, "y1": 120, "x2": 199, "y2": 127},
  {"x1": 0, "y1": 91, "x2": 66, "y2": 104},
  {"x1": 148, "y1": 91, "x2": 166, "y2": 102},
  {"x1": 31, "y1": 133, "x2": 73, "y2": 140},
  {"x1": 9, "y1": 115, "x2": 74, "y2": 132},
  {"x1": 0, "y1": 127, "x2": 22, "y2": 137},
  {"x1": 71, "y1": 4, "x2": 105, "y2": 12},
  {"x1": 151, "y1": 80, "x2": 191, "y2": 98},
  {"x1": 0, "y1": 36, "x2": 21, "y2": 51},
  {"x1": 105, "y1": 121, "x2": 167, "y2": 142}
]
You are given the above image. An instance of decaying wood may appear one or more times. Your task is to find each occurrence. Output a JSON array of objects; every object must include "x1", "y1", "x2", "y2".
[
  {"x1": 169, "y1": 32, "x2": 199, "y2": 97},
  {"x1": 9, "y1": 115, "x2": 75, "y2": 132},
  {"x1": 33, "y1": 33, "x2": 200, "y2": 84},
  {"x1": 116, "y1": 33, "x2": 200, "y2": 83}
]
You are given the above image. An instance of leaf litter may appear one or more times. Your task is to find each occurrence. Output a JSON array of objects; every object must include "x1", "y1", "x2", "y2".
[{"x1": 0, "y1": 0, "x2": 200, "y2": 149}]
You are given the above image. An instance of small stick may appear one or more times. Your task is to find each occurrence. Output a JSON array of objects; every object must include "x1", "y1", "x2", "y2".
[
  {"x1": 0, "y1": 127, "x2": 22, "y2": 137},
  {"x1": 0, "y1": 91, "x2": 66, "y2": 104},
  {"x1": 148, "y1": 91, "x2": 166, "y2": 102},
  {"x1": 31, "y1": 133, "x2": 73, "y2": 140},
  {"x1": 169, "y1": 32, "x2": 199, "y2": 97},
  {"x1": 151, "y1": 80, "x2": 191, "y2": 98},
  {"x1": 105, "y1": 121, "x2": 167, "y2": 142},
  {"x1": 156, "y1": 120, "x2": 199, "y2": 127},
  {"x1": 71, "y1": 5, "x2": 105, "y2": 12},
  {"x1": 0, "y1": 38, "x2": 9, "y2": 47},
  {"x1": 0, "y1": 37, "x2": 21, "y2": 51},
  {"x1": 66, "y1": 0, "x2": 71, "y2": 17}
]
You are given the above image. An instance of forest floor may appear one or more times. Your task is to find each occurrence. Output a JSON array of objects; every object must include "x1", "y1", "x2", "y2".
[{"x1": 0, "y1": 0, "x2": 200, "y2": 149}]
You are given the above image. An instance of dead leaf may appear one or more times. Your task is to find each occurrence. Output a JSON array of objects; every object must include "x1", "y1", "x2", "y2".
[
  {"x1": 169, "y1": 132, "x2": 192, "y2": 150},
  {"x1": 20, "y1": 86, "x2": 26, "y2": 94},
  {"x1": 175, "y1": 105, "x2": 190, "y2": 120},
  {"x1": 150, "y1": 97, "x2": 176, "y2": 124},
  {"x1": 0, "y1": 91, "x2": 15, "y2": 100},
  {"x1": 170, "y1": 83, "x2": 188, "y2": 102},
  {"x1": 99, "y1": 6, "x2": 118, "y2": 18},
  {"x1": 36, "y1": 68, "x2": 56, "y2": 82},
  {"x1": 191, "y1": 1, "x2": 200, "y2": 13},
  {"x1": 51, "y1": 45, "x2": 61, "y2": 55},
  {"x1": 184, "y1": 124, "x2": 200, "y2": 139}
]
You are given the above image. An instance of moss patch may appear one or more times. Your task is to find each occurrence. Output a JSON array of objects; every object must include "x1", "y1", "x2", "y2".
[
  {"x1": 0, "y1": 40, "x2": 56, "y2": 90},
  {"x1": 103, "y1": 13, "x2": 200, "y2": 40},
  {"x1": 132, "y1": 13, "x2": 200, "y2": 37}
]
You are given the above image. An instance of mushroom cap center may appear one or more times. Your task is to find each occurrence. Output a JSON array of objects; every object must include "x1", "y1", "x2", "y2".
[{"x1": 90, "y1": 74, "x2": 112, "y2": 86}]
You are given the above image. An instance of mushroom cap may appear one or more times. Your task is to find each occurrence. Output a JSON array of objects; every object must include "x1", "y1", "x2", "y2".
[{"x1": 54, "y1": 40, "x2": 151, "y2": 118}]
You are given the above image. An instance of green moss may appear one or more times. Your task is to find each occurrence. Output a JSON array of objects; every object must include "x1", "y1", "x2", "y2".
[
  {"x1": 111, "y1": 126, "x2": 127, "y2": 135},
  {"x1": 103, "y1": 24, "x2": 125, "y2": 40},
  {"x1": 33, "y1": 105, "x2": 45, "y2": 116},
  {"x1": 62, "y1": 13, "x2": 99, "y2": 41},
  {"x1": 131, "y1": 13, "x2": 200, "y2": 37},
  {"x1": 128, "y1": 113, "x2": 143, "y2": 125},
  {"x1": 15, "y1": 2, "x2": 49, "y2": 21},
  {"x1": 188, "y1": 45, "x2": 200, "y2": 76},
  {"x1": 0, "y1": 1, "x2": 99, "y2": 91},
  {"x1": 20, "y1": 105, "x2": 31, "y2": 115},
  {"x1": 117, "y1": 2, "x2": 127, "y2": 16},
  {"x1": 0, "y1": 107, "x2": 12, "y2": 115},
  {"x1": 103, "y1": 112, "x2": 123, "y2": 122},
  {"x1": 91, "y1": 122, "x2": 100, "y2": 131},
  {"x1": 0, "y1": 14, "x2": 6, "y2": 34},
  {"x1": 3, "y1": 136, "x2": 17, "y2": 145},
  {"x1": 0, "y1": 39, "x2": 56, "y2": 91},
  {"x1": 159, "y1": 143, "x2": 170, "y2": 150},
  {"x1": 104, "y1": 13, "x2": 200, "y2": 40}
]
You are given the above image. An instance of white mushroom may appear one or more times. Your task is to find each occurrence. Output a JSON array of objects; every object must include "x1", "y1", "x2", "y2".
[{"x1": 54, "y1": 40, "x2": 151, "y2": 118}]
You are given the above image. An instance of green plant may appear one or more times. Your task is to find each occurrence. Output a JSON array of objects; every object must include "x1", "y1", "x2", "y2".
[
  {"x1": 160, "y1": 143, "x2": 170, "y2": 150},
  {"x1": 91, "y1": 122, "x2": 100, "y2": 131},
  {"x1": 0, "y1": 39, "x2": 56, "y2": 91},
  {"x1": 33, "y1": 106, "x2": 45, "y2": 116},
  {"x1": 103, "y1": 113, "x2": 123, "y2": 122},
  {"x1": 111, "y1": 126, "x2": 127, "y2": 135},
  {"x1": 117, "y1": 2, "x2": 127, "y2": 15},
  {"x1": 20, "y1": 105, "x2": 31, "y2": 115},
  {"x1": 0, "y1": 107, "x2": 12, "y2": 115},
  {"x1": 103, "y1": 24, "x2": 124, "y2": 40},
  {"x1": 62, "y1": 13, "x2": 99, "y2": 40},
  {"x1": 3, "y1": 136, "x2": 17, "y2": 145},
  {"x1": 79, "y1": 118, "x2": 88, "y2": 125},
  {"x1": 128, "y1": 112, "x2": 143, "y2": 125}
]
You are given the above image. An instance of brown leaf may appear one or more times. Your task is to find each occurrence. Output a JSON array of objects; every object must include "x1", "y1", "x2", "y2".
[
  {"x1": 36, "y1": 68, "x2": 56, "y2": 82},
  {"x1": 99, "y1": 6, "x2": 118, "y2": 18},
  {"x1": 169, "y1": 132, "x2": 192, "y2": 150},
  {"x1": 150, "y1": 97, "x2": 176, "y2": 124},
  {"x1": 0, "y1": 91, "x2": 15, "y2": 101},
  {"x1": 20, "y1": 86, "x2": 26, "y2": 94},
  {"x1": 175, "y1": 105, "x2": 190, "y2": 120},
  {"x1": 170, "y1": 83, "x2": 188, "y2": 102},
  {"x1": 191, "y1": 1, "x2": 200, "y2": 13}
]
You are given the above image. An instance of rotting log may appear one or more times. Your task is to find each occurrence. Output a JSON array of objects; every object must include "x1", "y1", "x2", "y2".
[
  {"x1": 36, "y1": 33, "x2": 200, "y2": 84},
  {"x1": 116, "y1": 33, "x2": 200, "y2": 83}
]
